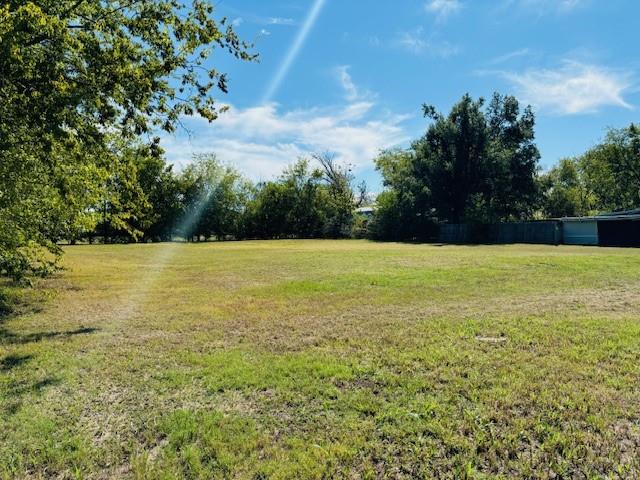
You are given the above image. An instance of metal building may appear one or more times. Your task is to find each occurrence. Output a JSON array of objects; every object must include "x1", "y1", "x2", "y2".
[{"x1": 561, "y1": 209, "x2": 640, "y2": 247}]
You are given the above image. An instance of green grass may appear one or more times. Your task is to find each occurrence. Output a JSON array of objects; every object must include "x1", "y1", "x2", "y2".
[{"x1": 1, "y1": 240, "x2": 640, "y2": 478}]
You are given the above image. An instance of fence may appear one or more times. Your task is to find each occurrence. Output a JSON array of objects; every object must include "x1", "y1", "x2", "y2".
[{"x1": 438, "y1": 221, "x2": 562, "y2": 245}]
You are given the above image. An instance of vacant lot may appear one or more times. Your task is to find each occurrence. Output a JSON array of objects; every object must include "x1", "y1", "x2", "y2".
[{"x1": 1, "y1": 240, "x2": 640, "y2": 479}]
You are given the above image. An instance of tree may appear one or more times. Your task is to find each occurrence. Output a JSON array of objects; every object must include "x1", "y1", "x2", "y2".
[
  {"x1": 0, "y1": 140, "x2": 108, "y2": 278},
  {"x1": 243, "y1": 181, "x2": 291, "y2": 239},
  {"x1": 484, "y1": 93, "x2": 540, "y2": 220},
  {"x1": 245, "y1": 159, "x2": 330, "y2": 239},
  {"x1": 370, "y1": 148, "x2": 435, "y2": 241},
  {"x1": 313, "y1": 152, "x2": 362, "y2": 238},
  {"x1": 0, "y1": 0, "x2": 255, "y2": 278},
  {"x1": 94, "y1": 138, "x2": 156, "y2": 243},
  {"x1": 132, "y1": 150, "x2": 183, "y2": 242},
  {"x1": 371, "y1": 94, "x2": 540, "y2": 241},
  {"x1": 539, "y1": 158, "x2": 594, "y2": 218},
  {"x1": 579, "y1": 124, "x2": 640, "y2": 212},
  {"x1": 279, "y1": 159, "x2": 326, "y2": 238},
  {"x1": 414, "y1": 93, "x2": 540, "y2": 224},
  {"x1": 179, "y1": 153, "x2": 252, "y2": 241}
]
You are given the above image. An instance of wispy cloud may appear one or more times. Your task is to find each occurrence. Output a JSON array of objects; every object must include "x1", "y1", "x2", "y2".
[
  {"x1": 501, "y1": 61, "x2": 633, "y2": 114},
  {"x1": 489, "y1": 48, "x2": 531, "y2": 65},
  {"x1": 425, "y1": 0, "x2": 463, "y2": 21},
  {"x1": 335, "y1": 66, "x2": 359, "y2": 102},
  {"x1": 334, "y1": 65, "x2": 376, "y2": 103},
  {"x1": 261, "y1": 0, "x2": 326, "y2": 104},
  {"x1": 216, "y1": 6, "x2": 299, "y2": 28},
  {"x1": 396, "y1": 27, "x2": 459, "y2": 57}
]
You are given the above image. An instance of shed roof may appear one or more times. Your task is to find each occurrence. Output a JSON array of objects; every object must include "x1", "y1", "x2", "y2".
[{"x1": 561, "y1": 208, "x2": 640, "y2": 222}]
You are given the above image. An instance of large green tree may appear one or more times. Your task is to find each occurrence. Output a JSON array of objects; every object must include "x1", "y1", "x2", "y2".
[
  {"x1": 372, "y1": 93, "x2": 540, "y2": 241},
  {"x1": 245, "y1": 159, "x2": 335, "y2": 239},
  {"x1": 414, "y1": 93, "x2": 540, "y2": 223},
  {"x1": 0, "y1": 0, "x2": 254, "y2": 278},
  {"x1": 133, "y1": 152, "x2": 183, "y2": 242},
  {"x1": 94, "y1": 137, "x2": 157, "y2": 243},
  {"x1": 371, "y1": 148, "x2": 435, "y2": 241},
  {"x1": 314, "y1": 152, "x2": 366, "y2": 238}
]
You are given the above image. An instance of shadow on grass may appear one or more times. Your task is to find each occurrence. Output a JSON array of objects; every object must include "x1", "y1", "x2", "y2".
[
  {"x1": 1, "y1": 284, "x2": 99, "y2": 345},
  {"x1": 2, "y1": 377, "x2": 61, "y2": 416},
  {"x1": 0, "y1": 286, "x2": 96, "y2": 416},
  {"x1": 0, "y1": 354, "x2": 34, "y2": 371},
  {"x1": 0, "y1": 326, "x2": 99, "y2": 346}
]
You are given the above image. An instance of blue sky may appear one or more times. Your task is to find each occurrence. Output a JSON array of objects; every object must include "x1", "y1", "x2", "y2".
[{"x1": 161, "y1": 0, "x2": 639, "y2": 189}]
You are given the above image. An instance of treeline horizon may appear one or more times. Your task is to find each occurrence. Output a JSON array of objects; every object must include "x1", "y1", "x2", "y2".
[
  {"x1": 83, "y1": 150, "x2": 366, "y2": 245},
  {"x1": 69, "y1": 93, "x2": 640, "y2": 247}
]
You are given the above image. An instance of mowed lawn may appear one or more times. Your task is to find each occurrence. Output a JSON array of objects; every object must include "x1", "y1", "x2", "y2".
[{"x1": 1, "y1": 241, "x2": 640, "y2": 479}]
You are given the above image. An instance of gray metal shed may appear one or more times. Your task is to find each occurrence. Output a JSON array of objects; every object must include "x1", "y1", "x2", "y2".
[{"x1": 561, "y1": 209, "x2": 640, "y2": 246}]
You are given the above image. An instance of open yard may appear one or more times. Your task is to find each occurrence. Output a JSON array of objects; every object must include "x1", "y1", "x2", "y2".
[{"x1": 1, "y1": 240, "x2": 640, "y2": 479}]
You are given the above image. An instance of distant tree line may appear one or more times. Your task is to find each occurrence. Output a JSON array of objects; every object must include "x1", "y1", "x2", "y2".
[
  {"x1": 67, "y1": 149, "x2": 366, "y2": 245},
  {"x1": 61, "y1": 94, "x2": 640, "y2": 247}
]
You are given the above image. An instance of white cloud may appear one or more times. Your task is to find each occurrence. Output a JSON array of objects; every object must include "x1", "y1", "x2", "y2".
[
  {"x1": 425, "y1": 0, "x2": 463, "y2": 21},
  {"x1": 502, "y1": 61, "x2": 633, "y2": 114},
  {"x1": 231, "y1": 17, "x2": 243, "y2": 27},
  {"x1": 397, "y1": 27, "x2": 459, "y2": 57},
  {"x1": 334, "y1": 65, "x2": 377, "y2": 103},
  {"x1": 161, "y1": 102, "x2": 410, "y2": 179},
  {"x1": 335, "y1": 66, "x2": 363, "y2": 102},
  {"x1": 162, "y1": 65, "x2": 411, "y2": 179}
]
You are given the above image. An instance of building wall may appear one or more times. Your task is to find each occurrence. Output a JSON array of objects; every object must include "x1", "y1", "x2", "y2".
[{"x1": 562, "y1": 220, "x2": 598, "y2": 245}]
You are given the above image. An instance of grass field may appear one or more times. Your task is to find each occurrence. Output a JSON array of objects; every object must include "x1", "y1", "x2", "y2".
[{"x1": 1, "y1": 240, "x2": 640, "y2": 479}]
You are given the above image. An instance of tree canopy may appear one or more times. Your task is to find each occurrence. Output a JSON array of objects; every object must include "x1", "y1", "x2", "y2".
[
  {"x1": 371, "y1": 93, "x2": 541, "y2": 240},
  {"x1": 538, "y1": 124, "x2": 640, "y2": 218},
  {"x1": 0, "y1": 0, "x2": 255, "y2": 279}
]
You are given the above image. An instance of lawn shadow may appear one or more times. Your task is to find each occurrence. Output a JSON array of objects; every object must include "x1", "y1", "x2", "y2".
[
  {"x1": 0, "y1": 326, "x2": 99, "y2": 346},
  {"x1": 0, "y1": 354, "x2": 34, "y2": 371},
  {"x1": 0, "y1": 294, "x2": 86, "y2": 415},
  {"x1": 0, "y1": 284, "x2": 99, "y2": 344},
  {"x1": 2, "y1": 376, "x2": 61, "y2": 416},
  {"x1": 0, "y1": 283, "x2": 100, "y2": 418}
]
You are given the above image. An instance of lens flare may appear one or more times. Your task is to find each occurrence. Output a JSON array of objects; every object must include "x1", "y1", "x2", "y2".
[
  {"x1": 261, "y1": 0, "x2": 326, "y2": 104},
  {"x1": 119, "y1": 189, "x2": 214, "y2": 320}
]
